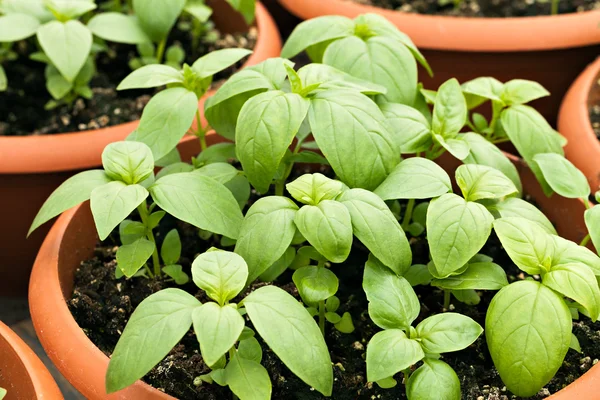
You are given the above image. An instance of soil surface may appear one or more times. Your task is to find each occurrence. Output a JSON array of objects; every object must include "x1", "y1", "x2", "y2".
[
  {"x1": 589, "y1": 80, "x2": 600, "y2": 139},
  {"x1": 68, "y1": 196, "x2": 600, "y2": 400},
  {"x1": 0, "y1": 22, "x2": 256, "y2": 136},
  {"x1": 349, "y1": 0, "x2": 600, "y2": 17}
]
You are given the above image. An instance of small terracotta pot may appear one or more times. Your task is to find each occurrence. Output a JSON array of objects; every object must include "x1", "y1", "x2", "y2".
[
  {"x1": 0, "y1": 0, "x2": 281, "y2": 297},
  {"x1": 29, "y1": 136, "x2": 592, "y2": 399},
  {"x1": 558, "y1": 56, "x2": 600, "y2": 194},
  {"x1": 277, "y1": 0, "x2": 600, "y2": 123},
  {"x1": 0, "y1": 321, "x2": 62, "y2": 400}
]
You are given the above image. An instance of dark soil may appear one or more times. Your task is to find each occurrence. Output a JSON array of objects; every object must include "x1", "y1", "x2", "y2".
[
  {"x1": 0, "y1": 23, "x2": 256, "y2": 136},
  {"x1": 68, "y1": 196, "x2": 600, "y2": 400},
  {"x1": 589, "y1": 87, "x2": 600, "y2": 140},
  {"x1": 349, "y1": 0, "x2": 600, "y2": 17}
]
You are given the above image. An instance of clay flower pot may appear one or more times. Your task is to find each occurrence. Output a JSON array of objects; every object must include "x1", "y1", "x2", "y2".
[
  {"x1": 0, "y1": 321, "x2": 62, "y2": 400},
  {"x1": 0, "y1": 0, "x2": 281, "y2": 297},
  {"x1": 558, "y1": 56, "x2": 600, "y2": 194},
  {"x1": 29, "y1": 134, "x2": 592, "y2": 399},
  {"x1": 277, "y1": 0, "x2": 600, "y2": 123}
]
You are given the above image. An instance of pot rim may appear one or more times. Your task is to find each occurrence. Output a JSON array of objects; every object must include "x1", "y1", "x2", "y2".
[
  {"x1": 277, "y1": 0, "x2": 600, "y2": 52},
  {"x1": 0, "y1": 1, "x2": 280, "y2": 176}
]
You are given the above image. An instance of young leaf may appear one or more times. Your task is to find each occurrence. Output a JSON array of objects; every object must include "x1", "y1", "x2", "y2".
[
  {"x1": 0, "y1": 65, "x2": 6, "y2": 92},
  {"x1": 308, "y1": 89, "x2": 399, "y2": 190},
  {"x1": 432, "y1": 79, "x2": 467, "y2": 138},
  {"x1": 238, "y1": 337, "x2": 263, "y2": 363},
  {"x1": 431, "y1": 262, "x2": 508, "y2": 290},
  {"x1": 235, "y1": 196, "x2": 299, "y2": 284},
  {"x1": 119, "y1": 220, "x2": 146, "y2": 245},
  {"x1": 193, "y1": 163, "x2": 239, "y2": 184},
  {"x1": 155, "y1": 162, "x2": 194, "y2": 180},
  {"x1": 455, "y1": 164, "x2": 518, "y2": 202},
  {"x1": 244, "y1": 286, "x2": 333, "y2": 396},
  {"x1": 88, "y1": 13, "x2": 150, "y2": 44},
  {"x1": 493, "y1": 197, "x2": 556, "y2": 235},
  {"x1": 297, "y1": 63, "x2": 387, "y2": 95},
  {"x1": 366, "y1": 329, "x2": 424, "y2": 382},
  {"x1": 106, "y1": 289, "x2": 200, "y2": 393},
  {"x1": 374, "y1": 157, "x2": 451, "y2": 200},
  {"x1": 281, "y1": 15, "x2": 354, "y2": 59},
  {"x1": 335, "y1": 312, "x2": 355, "y2": 333},
  {"x1": 102, "y1": 141, "x2": 154, "y2": 185},
  {"x1": 225, "y1": 0, "x2": 255, "y2": 25},
  {"x1": 433, "y1": 134, "x2": 470, "y2": 160},
  {"x1": 406, "y1": 359, "x2": 461, "y2": 400},
  {"x1": 225, "y1": 353, "x2": 272, "y2": 400},
  {"x1": 44, "y1": 0, "x2": 96, "y2": 18},
  {"x1": 191, "y1": 48, "x2": 253, "y2": 79},
  {"x1": 543, "y1": 263, "x2": 600, "y2": 321},
  {"x1": 293, "y1": 266, "x2": 339, "y2": 306},
  {"x1": 379, "y1": 103, "x2": 432, "y2": 154},
  {"x1": 161, "y1": 229, "x2": 181, "y2": 266},
  {"x1": 338, "y1": 189, "x2": 412, "y2": 275},
  {"x1": 118, "y1": 64, "x2": 183, "y2": 90},
  {"x1": 1, "y1": 0, "x2": 52, "y2": 21},
  {"x1": 486, "y1": 280, "x2": 571, "y2": 397},
  {"x1": 585, "y1": 205, "x2": 600, "y2": 251},
  {"x1": 128, "y1": 87, "x2": 198, "y2": 161},
  {"x1": 286, "y1": 173, "x2": 345, "y2": 206},
  {"x1": 162, "y1": 265, "x2": 188, "y2": 285},
  {"x1": 404, "y1": 264, "x2": 433, "y2": 286},
  {"x1": 116, "y1": 238, "x2": 155, "y2": 277},
  {"x1": 550, "y1": 235, "x2": 600, "y2": 276},
  {"x1": 415, "y1": 313, "x2": 483, "y2": 354},
  {"x1": 461, "y1": 77, "x2": 503, "y2": 102},
  {"x1": 294, "y1": 201, "x2": 353, "y2": 264},
  {"x1": 90, "y1": 182, "x2": 148, "y2": 240},
  {"x1": 501, "y1": 79, "x2": 550, "y2": 106},
  {"x1": 0, "y1": 13, "x2": 39, "y2": 41},
  {"x1": 192, "y1": 250, "x2": 248, "y2": 305},
  {"x1": 37, "y1": 20, "x2": 92, "y2": 82},
  {"x1": 29, "y1": 170, "x2": 111, "y2": 235},
  {"x1": 452, "y1": 289, "x2": 481, "y2": 305},
  {"x1": 150, "y1": 173, "x2": 243, "y2": 239},
  {"x1": 427, "y1": 194, "x2": 493, "y2": 278},
  {"x1": 195, "y1": 142, "x2": 237, "y2": 166},
  {"x1": 236, "y1": 90, "x2": 310, "y2": 193},
  {"x1": 193, "y1": 303, "x2": 245, "y2": 366},
  {"x1": 132, "y1": 0, "x2": 185, "y2": 42},
  {"x1": 363, "y1": 254, "x2": 420, "y2": 330},
  {"x1": 570, "y1": 334, "x2": 582, "y2": 353},
  {"x1": 533, "y1": 153, "x2": 590, "y2": 199}
]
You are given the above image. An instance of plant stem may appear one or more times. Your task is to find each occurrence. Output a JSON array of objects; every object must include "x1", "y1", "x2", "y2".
[
  {"x1": 403, "y1": 368, "x2": 412, "y2": 382},
  {"x1": 114, "y1": 0, "x2": 122, "y2": 11},
  {"x1": 156, "y1": 39, "x2": 167, "y2": 63},
  {"x1": 402, "y1": 198, "x2": 415, "y2": 230},
  {"x1": 195, "y1": 110, "x2": 208, "y2": 151},
  {"x1": 275, "y1": 181, "x2": 284, "y2": 196},
  {"x1": 137, "y1": 203, "x2": 161, "y2": 277},
  {"x1": 551, "y1": 0, "x2": 559, "y2": 14},
  {"x1": 488, "y1": 101, "x2": 503, "y2": 137},
  {"x1": 584, "y1": 198, "x2": 592, "y2": 210},
  {"x1": 581, "y1": 234, "x2": 591, "y2": 247},
  {"x1": 318, "y1": 300, "x2": 326, "y2": 336},
  {"x1": 443, "y1": 290, "x2": 451, "y2": 310},
  {"x1": 465, "y1": 119, "x2": 477, "y2": 132}
]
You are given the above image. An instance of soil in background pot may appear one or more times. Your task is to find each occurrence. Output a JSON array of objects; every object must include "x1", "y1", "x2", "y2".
[
  {"x1": 349, "y1": 0, "x2": 600, "y2": 17},
  {"x1": 67, "y1": 196, "x2": 600, "y2": 400},
  {"x1": 588, "y1": 79, "x2": 600, "y2": 140}
]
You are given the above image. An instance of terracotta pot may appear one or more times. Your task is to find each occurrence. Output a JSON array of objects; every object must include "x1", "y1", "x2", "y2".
[
  {"x1": 0, "y1": 321, "x2": 62, "y2": 400},
  {"x1": 558, "y1": 56, "x2": 600, "y2": 195},
  {"x1": 29, "y1": 135, "x2": 592, "y2": 399},
  {"x1": 277, "y1": 0, "x2": 600, "y2": 124},
  {"x1": 0, "y1": 0, "x2": 281, "y2": 297}
]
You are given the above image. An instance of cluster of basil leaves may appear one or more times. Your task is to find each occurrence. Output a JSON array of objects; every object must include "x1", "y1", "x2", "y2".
[
  {"x1": 0, "y1": 0, "x2": 254, "y2": 107},
  {"x1": 29, "y1": 11, "x2": 600, "y2": 400}
]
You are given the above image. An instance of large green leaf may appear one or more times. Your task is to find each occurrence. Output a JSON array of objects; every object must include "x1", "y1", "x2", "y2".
[
  {"x1": 366, "y1": 329, "x2": 423, "y2": 382},
  {"x1": 533, "y1": 153, "x2": 590, "y2": 199},
  {"x1": 379, "y1": 103, "x2": 432, "y2": 154},
  {"x1": 106, "y1": 289, "x2": 200, "y2": 393},
  {"x1": 406, "y1": 359, "x2": 461, "y2": 400},
  {"x1": 192, "y1": 250, "x2": 247, "y2": 305},
  {"x1": 550, "y1": 235, "x2": 600, "y2": 276},
  {"x1": 297, "y1": 63, "x2": 387, "y2": 95},
  {"x1": 455, "y1": 164, "x2": 518, "y2": 202},
  {"x1": 117, "y1": 64, "x2": 183, "y2": 90},
  {"x1": 585, "y1": 205, "x2": 600, "y2": 251},
  {"x1": 431, "y1": 262, "x2": 508, "y2": 290},
  {"x1": 132, "y1": 0, "x2": 185, "y2": 42},
  {"x1": 88, "y1": 13, "x2": 150, "y2": 44},
  {"x1": 244, "y1": 286, "x2": 333, "y2": 396},
  {"x1": 501, "y1": 79, "x2": 550, "y2": 106},
  {"x1": 431, "y1": 79, "x2": 467, "y2": 138},
  {"x1": 0, "y1": 13, "x2": 39, "y2": 41},
  {"x1": 191, "y1": 48, "x2": 253, "y2": 79},
  {"x1": 493, "y1": 197, "x2": 556, "y2": 235},
  {"x1": 486, "y1": 280, "x2": 571, "y2": 397},
  {"x1": 281, "y1": 15, "x2": 354, "y2": 58},
  {"x1": 543, "y1": 263, "x2": 600, "y2": 321},
  {"x1": 374, "y1": 157, "x2": 451, "y2": 200},
  {"x1": 415, "y1": 313, "x2": 483, "y2": 354},
  {"x1": 461, "y1": 77, "x2": 503, "y2": 102},
  {"x1": 225, "y1": 353, "x2": 271, "y2": 400},
  {"x1": 193, "y1": 303, "x2": 244, "y2": 366}
]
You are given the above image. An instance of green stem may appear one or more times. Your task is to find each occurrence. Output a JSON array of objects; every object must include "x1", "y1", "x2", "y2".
[
  {"x1": 318, "y1": 300, "x2": 326, "y2": 336},
  {"x1": 551, "y1": 0, "x2": 559, "y2": 14},
  {"x1": 488, "y1": 101, "x2": 503, "y2": 136},
  {"x1": 580, "y1": 234, "x2": 591, "y2": 247},
  {"x1": 137, "y1": 203, "x2": 161, "y2": 277},
  {"x1": 465, "y1": 119, "x2": 477, "y2": 132},
  {"x1": 443, "y1": 290, "x2": 451, "y2": 310},
  {"x1": 584, "y1": 198, "x2": 592, "y2": 210},
  {"x1": 402, "y1": 198, "x2": 415, "y2": 230},
  {"x1": 403, "y1": 368, "x2": 412, "y2": 381},
  {"x1": 274, "y1": 139, "x2": 303, "y2": 196},
  {"x1": 156, "y1": 39, "x2": 167, "y2": 63},
  {"x1": 275, "y1": 181, "x2": 284, "y2": 196},
  {"x1": 491, "y1": 137, "x2": 511, "y2": 144},
  {"x1": 114, "y1": 0, "x2": 122, "y2": 11}
]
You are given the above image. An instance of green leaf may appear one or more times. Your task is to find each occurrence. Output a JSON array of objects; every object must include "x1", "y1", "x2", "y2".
[
  {"x1": 193, "y1": 162, "x2": 239, "y2": 184},
  {"x1": 224, "y1": 0, "x2": 255, "y2": 25},
  {"x1": 236, "y1": 90, "x2": 309, "y2": 193},
  {"x1": 366, "y1": 329, "x2": 424, "y2": 382},
  {"x1": 406, "y1": 359, "x2": 461, "y2": 400},
  {"x1": 585, "y1": 205, "x2": 600, "y2": 251},
  {"x1": 323, "y1": 35, "x2": 417, "y2": 105},
  {"x1": 338, "y1": 189, "x2": 412, "y2": 275},
  {"x1": 44, "y1": 0, "x2": 96, "y2": 18},
  {"x1": 461, "y1": 77, "x2": 503, "y2": 102},
  {"x1": 193, "y1": 302, "x2": 244, "y2": 366},
  {"x1": 162, "y1": 265, "x2": 188, "y2": 285},
  {"x1": 102, "y1": 141, "x2": 154, "y2": 185},
  {"x1": 570, "y1": 334, "x2": 582, "y2": 353},
  {"x1": 501, "y1": 79, "x2": 550, "y2": 106},
  {"x1": 493, "y1": 197, "x2": 555, "y2": 234},
  {"x1": 128, "y1": 87, "x2": 198, "y2": 161},
  {"x1": 286, "y1": 173, "x2": 345, "y2": 205},
  {"x1": 326, "y1": 296, "x2": 340, "y2": 313},
  {"x1": 281, "y1": 15, "x2": 354, "y2": 58},
  {"x1": 161, "y1": 229, "x2": 181, "y2": 265},
  {"x1": 380, "y1": 103, "x2": 432, "y2": 154},
  {"x1": 500, "y1": 105, "x2": 563, "y2": 196},
  {"x1": 118, "y1": 64, "x2": 183, "y2": 90},
  {"x1": 297, "y1": 63, "x2": 387, "y2": 95},
  {"x1": 244, "y1": 286, "x2": 333, "y2": 396},
  {"x1": 374, "y1": 157, "x2": 451, "y2": 200},
  {"x1": 88, "y1": 13, "x2": 149, "y2": 44},
  {"x1": 433, "y1": 134, "x2": 470, "y2": 161},
  {"x1": 106, "y1": 289, "x2": 200, "y2": 393},
  {"x1": 363, "y1": 254, "x2": 420, "y2": 330},
  {"x1": 543, "y1": 263, "x2": 600, "y2": 321},
  {"x1": 37, "y1": 20, "x2": 92, "y2": 82},
  {"x1": 493, "y1": 217, "x2": 553, "y2": 275},
  {"x1": 0, "y1": 65, "x2": 6, "y2": 91},
  {"x1": 293, "y1": 266, "x2": 338, "y2": 306},
  {"x1": 116, "y1": 238, "x2": 155, "y2": 277},
  {"x1": 308, "y1": 89, "x2": 399, "y2": 190},
  {"x1": 225, "y1": 353, "x2": 271, "y2": 400},
  {"x1": 415, "y1": 313, "x2": 482, "y2": 354},
  {"x1": 462, "y1": 132, "x2": 522, "y2": 195},
  {"x1": 150, "y1": 172, "x2": 243, "y2": 239},
  {"x1": 294, "y1": 201, "x2": 353, "y2": 264},
  {"x1": 486, "y1": 280, "x2": 571, "y2": 397},
  {"x1": 432, "y1": 262, "x2": 508, "y2": 290},
  {"x1": 46, "y1": 73, "x2": 72, "y2": 100},
  {"x1": 191, "y1": 48, "x2": 253, "y2": 79},
  {"x1": 452, "y1": 289, "x2": 481, "y2": 305},
  {"x1": 259, "y1": 247, "x2": 295, "y2": 283},
  {"x1": 550, "y1": 235, "x2": 600, "y2": 276},
  {"x1": 238, "y1": 337, "x2": 262, "y2": 363},
  {"x1": 335, "y1": 312, "x2": 355, "y2": 333},
  {"x1": 192, "y1": 250, "x2": 247, "y2": 305},
  {"x1": 533, "y1": 153, "x2": 590, "y2": 199},
  {"x1": 432, "y1": 79, "x2": 467, "y2": 138},
  {"x1": 155, "y1": 162, "x2": 194, "y2": 180},
  {"x1": 195, "y1": 142, "x2": 237, "y2": 166},
  {"x1": 456, "y1": 164, "x2": 518, "y2": 202},
  {"x1": 427, "y1": 193, "x2": 493, "y2": 278},
  {"x1": 185, "y1": 1, "x2": 212, "y2": 22},
  {"x1": 90, "y1": 182, "x2": 148, "y2": 240},
  {"x1": 404, "y1": 264, "x2": 433, "y2": 286},
  {"x1": 132, "y1": 0, "x2": 185, "y2": 42},
  {"x1": 1, "y1": 0, "x2": 53, "y2": 21},
  {"x1": 235, "y1": 196, "x2": 299, "y2": 284},
  {"x1": 119, "y1": 220, "x2": 146, "y2": 245},
  {"x1": 0, "y1": 13, "x2": 39, "y2": 41}
]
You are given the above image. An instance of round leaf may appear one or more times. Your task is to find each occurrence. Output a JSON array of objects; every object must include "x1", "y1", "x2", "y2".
[
  {"x1": 192, "y1": 250, "x2": 248, "y2": 305},
  {"x1": 117, "y1": 64, "x2": 183, "y2": 90},
  {"x1": 193, "y1": 303, "x2": 245, "y2": 366},
  {"x1": 415, "y1": 313, "x2": 483, "y2": 354},
  {"x1": 366, "y1": 329, "x2": 424, "y2": 382},
  {"x1": 406, "y1": 359, "x2": 461, "y2": 400},
  {"x1": 533, "y1": 153, "x2": 590, "y2": 199},
  {"x1": 292, "y1": 266, "x2": 338, "y2": 306},
  {"x1": 0, "y1": 13, "x2": 39, "y2": 41},
  {"x1": 102, "y1": 141, "x2": 154, "y2": 185},
  {"x1": 456, "y1": 164, "x2": 518, "y2": 202}
]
